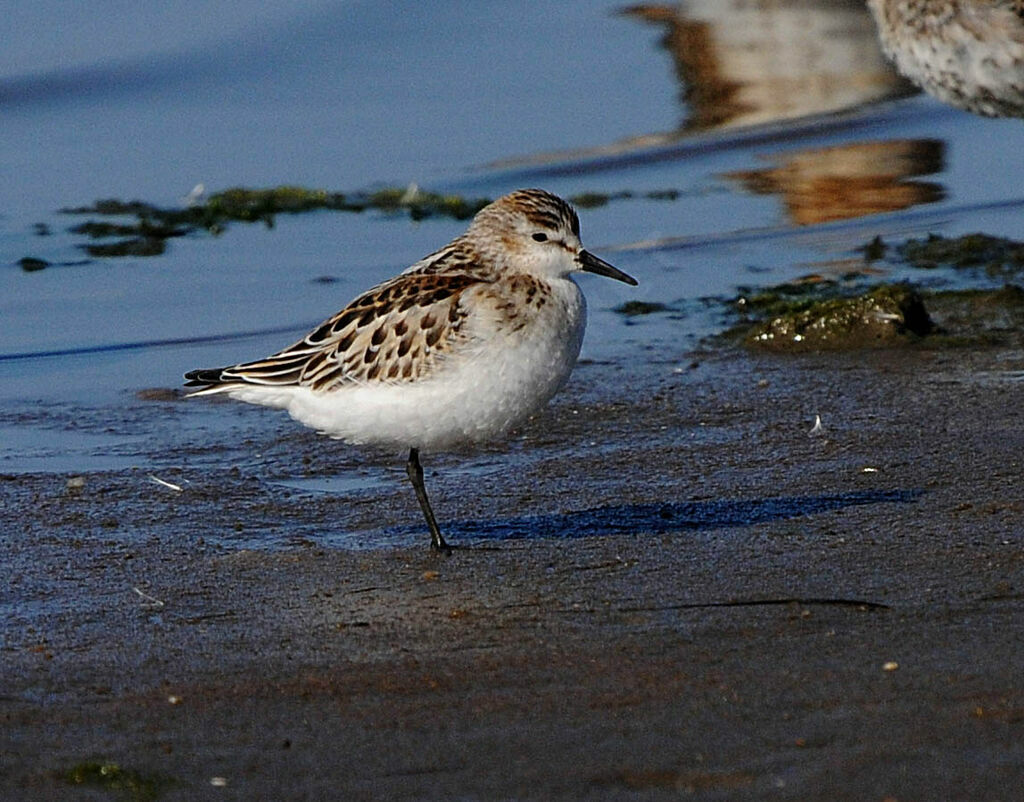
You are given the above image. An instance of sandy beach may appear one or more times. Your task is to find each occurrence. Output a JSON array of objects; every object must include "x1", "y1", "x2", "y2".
[{"x1": 4, "y1": 342, "x2": 1023, "y2": 799}]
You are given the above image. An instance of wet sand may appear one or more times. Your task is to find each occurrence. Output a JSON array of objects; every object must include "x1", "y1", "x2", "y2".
[{"x1": 3, "y1": 344, "x2": 1024, "y2": 799}]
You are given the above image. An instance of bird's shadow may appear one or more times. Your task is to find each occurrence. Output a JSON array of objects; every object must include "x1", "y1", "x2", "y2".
[{"x1": 389, "y1": 488, "x2": 922, "y2": 544}]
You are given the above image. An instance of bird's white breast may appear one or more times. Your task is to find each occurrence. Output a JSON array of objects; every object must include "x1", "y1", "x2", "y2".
[{"x1": 257, "y1": 277, "x2": 587, "y2": 451}]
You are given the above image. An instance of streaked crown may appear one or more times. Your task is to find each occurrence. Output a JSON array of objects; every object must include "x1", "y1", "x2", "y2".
[{"x1": 469, "y1": 189, "x2": 578, "y2": 236}]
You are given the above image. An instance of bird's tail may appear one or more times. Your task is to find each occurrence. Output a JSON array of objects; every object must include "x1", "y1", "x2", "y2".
[{"x1": 183, "y1": 367, "x2": 236, "y2": 397}]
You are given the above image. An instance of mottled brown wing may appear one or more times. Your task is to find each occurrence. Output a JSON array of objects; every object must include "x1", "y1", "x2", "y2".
[{"x1": 210, "y1": 272, "x2": 485, "y2": 391}]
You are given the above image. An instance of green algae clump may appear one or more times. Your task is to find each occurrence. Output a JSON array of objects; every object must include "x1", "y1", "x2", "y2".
[
  {"x1": 56, "y1": 184, "x2": 688, "y2": 260},
  {"x1": 899, "y1": 233, "x2": 1024, "y2": 276},
  {"x1": 60, "y1": 185, "x2": 495, "y2": 258},
  {"x1": 742, "y1": 284, "x2": 932, "y2": 351}
]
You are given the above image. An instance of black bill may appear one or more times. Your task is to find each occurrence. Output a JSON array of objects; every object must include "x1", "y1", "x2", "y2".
[{"x1": 577, "y1": 249, "x2": 638, "y2": 286}]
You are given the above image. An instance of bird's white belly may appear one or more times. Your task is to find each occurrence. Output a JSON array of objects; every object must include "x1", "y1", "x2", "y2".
[{"x1": 257, "y1": 280, "x2": 586, "y2": 451}]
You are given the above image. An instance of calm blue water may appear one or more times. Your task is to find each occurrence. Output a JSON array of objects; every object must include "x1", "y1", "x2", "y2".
[{"x1": 3, "y1": 0, "x2": 1024, "y2": 472}]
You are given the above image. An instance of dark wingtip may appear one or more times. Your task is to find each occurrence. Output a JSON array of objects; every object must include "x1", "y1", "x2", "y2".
[{"x1": 183, "y1": 367, "x2": 227, "y2": 387}]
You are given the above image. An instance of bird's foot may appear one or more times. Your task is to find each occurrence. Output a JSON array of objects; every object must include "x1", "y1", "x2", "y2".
[{"x1": 430, "y1": 536, "x2": 453, "y2": 555}]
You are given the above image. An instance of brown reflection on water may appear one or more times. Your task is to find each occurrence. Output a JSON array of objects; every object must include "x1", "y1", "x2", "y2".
[
  {"x1": 724, "y1": 139, "x2": 945, "y2": 225},
  {"x1": 624, "y1": 0, "x2": 915, "y2": 131}
]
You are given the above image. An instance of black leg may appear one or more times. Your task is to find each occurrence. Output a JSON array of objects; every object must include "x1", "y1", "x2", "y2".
[{"x1": 406, "y1": 448, "x2": 450, "y2": 553}]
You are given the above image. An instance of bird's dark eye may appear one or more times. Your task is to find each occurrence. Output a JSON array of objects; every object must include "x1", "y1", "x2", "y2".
[{"x1": 532, "y1": 232, "x2": 548, "y2": 242}]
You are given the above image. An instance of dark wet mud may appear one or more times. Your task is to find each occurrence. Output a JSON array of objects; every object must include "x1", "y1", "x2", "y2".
[{"x1": 3, "y1": 342, "x2": 1024, "y2": 800}]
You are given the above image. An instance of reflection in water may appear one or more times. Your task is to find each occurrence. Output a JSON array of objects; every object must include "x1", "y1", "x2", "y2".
[
  {"x1": 724, "y1": 139, "x2": 945, "y2": 225},
  {"x1": 868, "y1": 0, "x2": 1024, "y2": 118},
  {"x1": 624, "y1": 0, "x2": 915, "y2": 131}
]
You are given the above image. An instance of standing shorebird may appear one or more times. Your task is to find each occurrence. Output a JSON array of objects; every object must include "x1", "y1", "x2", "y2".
[
  {"x1": 867, "y1": 0, "x2": 1024, "y2": 117},
  {"x1": 184, "y1": 189, "x2": 638, "y2": 551}
]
